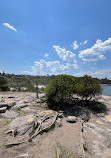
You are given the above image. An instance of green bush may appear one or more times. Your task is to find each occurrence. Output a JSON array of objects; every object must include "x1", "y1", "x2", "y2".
[
  {"x1": 0, "y1": 77, "x2": 10, "y2": 91},
  {"x1": 45, "y1": 74, "x2": 76, "y2": 108},
  {"x1": 76, "y1": 75, "x2": 102, "y2": 100},
  {"x1": 45, "y1": 75, "x2": 102, "y2": 109}
]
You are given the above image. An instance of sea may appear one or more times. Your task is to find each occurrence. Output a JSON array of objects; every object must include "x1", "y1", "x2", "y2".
[{"x1": 102, "y1": 85, "x2": 111, "y2": 96}]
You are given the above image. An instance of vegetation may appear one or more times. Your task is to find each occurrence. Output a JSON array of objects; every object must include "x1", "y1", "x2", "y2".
[
  {"x1": 45, "y1": 74, "x2": 102, "y2": 109},
  {"x1": 0, "y1": 77, "x2": 10, "y2": 91},
  {"x1": 0, "y1": 72, "x2": 109, "y2": 93},
  {"x1": 45, "y1": 75, "x2": 76, "y2": 108},
  {"x1": 76, "y1": 75, "x2": 102, "y2": 100},
  {"x1": 83, "y1": 143, "x2": 88, "y2": 151}
]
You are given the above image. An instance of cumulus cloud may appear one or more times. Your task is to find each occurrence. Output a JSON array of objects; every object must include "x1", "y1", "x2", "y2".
[
  {"x1": 22, "y1": 59, "x2": 70, "y2": 75},
  {"x1": 53, "y1": 45, "x2": 77, "y2": 63},
  {"x1": 80, "y1": 40, "x2": 88, "y2": 45},
  {"x1": 89, "y1": 69, "x2": 111, "y2": 79},
  {"x1": 71, "y1": 40, "x2": 87, "y2": 50},
  {"x1": 71, "y1": 68, "x2": 111, "y2": 79},
  {"x1": 44, "y1": 53, "x2": 49, "y2": 58},
  {"x1": 3, "y1": 23, "x2": 17, "y2": 32},
  {"x1": 79, "y1": 38, "x2": 111, "y2": 62},
  {"x1": 22, "y1": 45, "x2": 79, "y2": 75},
  {"x1": 72, "y1": 41, "x2": 79, "y2": 50}
]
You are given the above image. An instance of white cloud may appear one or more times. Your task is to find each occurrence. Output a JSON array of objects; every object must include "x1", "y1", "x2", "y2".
[
  {"x1": 22, "y1": 59, "x2": 70, "y2": 75},
  {"x1": 22, "y1": 45, "x2": 79, "y2": 75},
  {"x1": 71, "y1": 40, "x2": 87, "y2": 50},
  {"x1": 72, "y1": 41, "x2": 79, "y2": 50},
  {"x1": 3, "y1": 23, "x2": 17, "y2": 32},
  {"x1": 53, "y1": 45, "x2": 77, "y2": 64},
  {"x1": 79, "y1": 38, "x2": 111, "y2": 62},
  {"x1": 44, "y1": 53, "x2": 49, "y2": 58},
  {"x1": 89, "y1": 69, "x2": 111, "y2": 79},
  {"x1": 80, "y1": 40, "x2": 88, "y2": 45},
  {"x1": 73, "y1": 69, "x2": 111, "y2": 79}
]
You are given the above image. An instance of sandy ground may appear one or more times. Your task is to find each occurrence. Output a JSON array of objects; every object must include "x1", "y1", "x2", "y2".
[{"x1": 0, "y1": 92, "x2": 111, "y2": 158}]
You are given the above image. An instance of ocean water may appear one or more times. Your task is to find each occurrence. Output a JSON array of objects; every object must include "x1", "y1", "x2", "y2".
[{"x1": 102, "y1": 85, "x2": 111, "y2": 96}]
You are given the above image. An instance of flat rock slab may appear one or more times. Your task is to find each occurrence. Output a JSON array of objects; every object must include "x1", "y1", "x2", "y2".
[
  {"x1": 8, "y1": 115, "x2": 37, "y2": 136},
  {"x1": 0, "y1": 102, "x2": 15, "y2": 108},
  {"x1": 0, "y1": 107, "x2": 7, "y2": 113},
  {"x1": 22, "y1": 107, "x2": 37, "y2": 114},
  {"x1": 83, "y1": 116, "x2": 111, "y2": 158},
  {"x1": 0, "y1": 110, "x2": 19, "y2": 119},
  {"x1": 11, "y1": 105, "x2": 21, "y2": 111}
]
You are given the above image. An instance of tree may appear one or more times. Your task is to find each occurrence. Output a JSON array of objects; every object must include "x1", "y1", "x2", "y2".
[
  {"x1": 0, "y1": 77, "x2": 10, "y2": 91},
  {"x1": 45, "y1": 74, "x2": 76, "y2": 108},
  {"x1": 76, "y1": 75, "x2": 102, "y2": 100}
]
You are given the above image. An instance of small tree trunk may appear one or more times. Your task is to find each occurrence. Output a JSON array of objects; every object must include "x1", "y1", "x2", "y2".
[{"x1": 36, "y1": 83, "x2": 39, "y2": 98}]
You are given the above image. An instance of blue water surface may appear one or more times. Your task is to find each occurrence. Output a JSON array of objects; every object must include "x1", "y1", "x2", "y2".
[{"x1": 102, "y1": 85, "x2": 111, "y2": 96}]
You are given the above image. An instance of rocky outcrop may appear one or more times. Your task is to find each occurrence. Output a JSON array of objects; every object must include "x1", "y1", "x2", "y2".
[
  {"x1": 67, "y1": 116, "x2": 77, "y2": 123},
  {"x1": 0, "y1": 107, "x2": 7, "y2": 113},
  {"x1": 0, "y1": 110, "x2": 19, "y2": 119}
]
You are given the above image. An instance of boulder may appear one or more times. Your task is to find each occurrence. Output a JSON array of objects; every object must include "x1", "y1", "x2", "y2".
[
  {"x1": 19, "y1": 104, "x2": 28, "y2": 108},
  {"x1": 67, "y1": 116, "x2": 77, "y2": 123},
  {"x1": 7, "y1": 115, "x2": 37, "y2": 136},
  {"x1": 56, "y1": 118, "x2": 62, "y2": 127},
  {"x1": 36, "y1": 99, "x2": 41, "y2": 103},
  {"x1": 11, "y1": 105, "x2": 21, "y2": 111},
  {"x1": 0, "y1": 107, "x2": 7, "y2": 113},
  {"x1": 22, "y1": 107, "x2": 37, "y2": 114},
  {"x1": 0, "y1": 101, "x2": 15, "y2": 108},
  {"x1": 0, "y1": 110, "x2": 19, "y2": 119}
]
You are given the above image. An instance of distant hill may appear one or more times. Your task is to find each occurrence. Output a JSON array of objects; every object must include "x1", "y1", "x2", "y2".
[
  {"x1": 0, "y1": 72, "x2": 111, "y2": 92},
  {"x1": 0, "y1": 73, "x2": 56, "y2": 92}
]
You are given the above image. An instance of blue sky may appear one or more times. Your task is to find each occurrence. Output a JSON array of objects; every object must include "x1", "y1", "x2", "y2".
[{"x1": 0, "y1": 0, "x2": 111, "y2": 79}]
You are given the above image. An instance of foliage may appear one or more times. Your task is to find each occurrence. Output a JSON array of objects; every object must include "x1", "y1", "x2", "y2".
[
  {"x1": 45, "y1": 75, "x2": 76, "y2": 108},
  {"x1": 76, "y1": 75, "x2": 102, "y2": 100},
  {"x1": 45, "y1": 75, "x2": 102, "y2": 109},
  {"x1": 38, "y1": 87, "x2": 45, "y2": 94},
  {"x1": 83, "y1": 143, "x2": 88, "y2": 151},
  {"x1": 0, "y1": 77, "x2": 10, "y2": 91}
]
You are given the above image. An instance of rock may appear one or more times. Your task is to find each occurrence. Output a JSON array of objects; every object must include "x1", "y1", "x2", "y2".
[
  {"x1": 58, "y1": 111, "x2": 64, "y2": 118},
  {"x1": 81, "y1": 113, "x2": 90, "y2": 121},
  {"x1": 36, "y1": 99, "x2": 41, "y2": 103},
  {"x1": 8, "y1": 96, "x2": 15, "y2": 98},
  {"x1": 56, "y1": 118, "x2": 62, "y2": 127},
  {"x1": 8, "y1": 115, "x2": 37, "y2": 136},
  {"x1": 0, "y1": 101, "x2": 15, "y2": 108},
  {"x1": 19, "y1": 154, "x2": 29, "y2": 158},
  {"x1": 19, "y1": 104, "x2": 28, "y2": 108},
  {"x1": 37, "y1": 110, "x2": 58, "y2": 130},
  {"x1": 97, "y1": 113, "x2": 105, "y2": 117},
  {"x1": 67, "y1": 116, "x2": 77, "y2": 123},
  {"x1": 0, "y1": 107, "x2": 7, "y2": 113},
  {"x1": 22, "y1": 107, "x2": 37, "y2": 114},
  {"x1": 11, "y1": 105, "x2": 21, "y2": 111},
  {"x1": 40, "y1": 97, "x2": 47, "y2": 103},
  {"x1": 0, "y1": 110, "x2": 19, "y2": 119}
]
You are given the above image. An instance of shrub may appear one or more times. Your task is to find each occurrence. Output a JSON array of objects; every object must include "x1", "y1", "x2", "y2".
[
  {"x1": 45, "y1": 74, "x2": 102, "y2": 109},
  {"x1": 76, "y1": 75, "x2": 102, "y2": 100},
  {"x1": 45, "y1": 74, "x2": 76, "y2": 108},
  {"x1": 0, "y1": 77, "x2": 10, "y2": 91}
]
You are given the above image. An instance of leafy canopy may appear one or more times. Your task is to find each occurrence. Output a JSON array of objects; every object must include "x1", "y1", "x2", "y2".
[
  {"x1": 45, "y1": 74, "x2": 102, "y2": 108},
  {"x1": 45, "y1": 74, "x2": 76, "y2": 106}
]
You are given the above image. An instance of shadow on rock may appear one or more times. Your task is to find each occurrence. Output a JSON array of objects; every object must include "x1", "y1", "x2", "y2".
[{"x1": 53, "y1": 100, "x2": 108, "y2": 121}]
